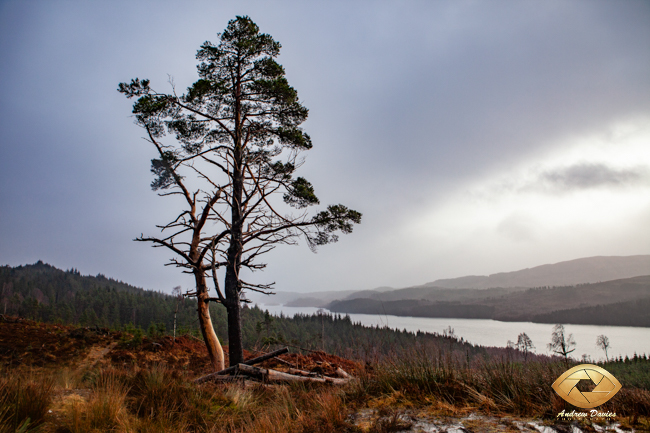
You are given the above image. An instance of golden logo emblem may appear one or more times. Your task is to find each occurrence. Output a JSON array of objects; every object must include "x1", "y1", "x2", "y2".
[{"x1": 551, "y1": 364, "x2": 622, "y2": 409}]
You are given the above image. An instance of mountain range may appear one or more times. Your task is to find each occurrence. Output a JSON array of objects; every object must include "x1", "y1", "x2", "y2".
[
  {"x1": 249, "y1": 255, "x2": 650, "y2": 327},
  {"x1": 249, "y1": 255, "x2": 650, "y2": 306}
]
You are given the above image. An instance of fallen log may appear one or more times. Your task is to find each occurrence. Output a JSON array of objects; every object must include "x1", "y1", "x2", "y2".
[
  {"x1": 194, "y1": 347, "x2": 289, "y2": 383},
  {"x1": 273, "y1": 356, "x2": 298, "y2": 368},
  {"x1": 206, "y1": 375, "x2": 242, "y2": 383},
  {"x1": 237, "y1": 364, "x2": 350, "y2": 385},
  {"x1": 285, "y1": 367, "x2": 353, "y2": 380},
  {"x1": 286, "y1": 368, "x2": 317, "y2": 377}
]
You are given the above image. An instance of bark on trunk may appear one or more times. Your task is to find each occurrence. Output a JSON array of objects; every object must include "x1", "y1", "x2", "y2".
[
  {"x1": 226, "y1": 301, "x2": 243, "y2": 366},
  {"x1": 224, "y1": 68, "x2": 246, "y2": 367},
  {"x1": 195, "y1": 272, "x2": 225, "y2": 371}
]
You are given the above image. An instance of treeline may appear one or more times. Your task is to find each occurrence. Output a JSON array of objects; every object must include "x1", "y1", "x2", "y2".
[
  {"x1": 0, "y1": 262, "x2": 487, "y2": 360},
  {"x1": 603, "y1": 353, "x2": 650, "y2": 390},
  {"x1": 249, "y1": 309, "x2": 489, "y2": 361}
]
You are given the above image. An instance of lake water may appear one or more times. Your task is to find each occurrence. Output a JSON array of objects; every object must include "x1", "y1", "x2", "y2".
[{"x1": 256, "y1": 304, "x2": 650, "y2": 361}]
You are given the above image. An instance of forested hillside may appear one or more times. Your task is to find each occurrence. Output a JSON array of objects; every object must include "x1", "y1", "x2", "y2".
[
  {"x1": 0, "y1": 261, "x2": 206, "y2": 333},
  {"x1": 0, "y1": 262, "x2": 487, "y2": 359},
  {"x1": 526, "y1": 297, "x2": 650, "y2": 327}
]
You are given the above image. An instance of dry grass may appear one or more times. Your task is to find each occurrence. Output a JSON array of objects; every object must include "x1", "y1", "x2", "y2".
[
  {"x1": 0, "y1": 365, "x2": 358, "y2": 433},
  {"x1": 2, "y1": 347, "x2": 650, "y2": 432},
  {"x1": 0, "y1": 369, "x2": 54, "y2": 433}
]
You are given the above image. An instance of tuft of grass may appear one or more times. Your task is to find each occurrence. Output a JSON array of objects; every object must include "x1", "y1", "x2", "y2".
[
  {"x1": 128, "y1": 364, "x2": 214, "y2": 427},
  {"x1": 0, "y1": 370, "x2": 53, "y2": 433},
  {"x1": 293, "y1": 387, "x2": 359, "y2": 433},
  {"x1": 366, "y1": 408, "x2": 413, "y2": 433},
  {"x1": 54, "y1": 370, "x2": 131, "y2": 433},
  {"x1": 54, "y1": 367, "x2": 84, "y2": 390}
]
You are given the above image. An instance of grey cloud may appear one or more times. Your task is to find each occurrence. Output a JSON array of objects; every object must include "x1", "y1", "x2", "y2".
[
  {"x1": 496, "y1": 213, "x2": 538, "y2": 242},
  {"x1": 539, "y1": 163, "x2": 649, "y2": 190}
]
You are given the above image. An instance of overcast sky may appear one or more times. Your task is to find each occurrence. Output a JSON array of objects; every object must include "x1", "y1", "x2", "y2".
[{"x1": 1, "y1": 1, "x2": 649, "y2": 294}]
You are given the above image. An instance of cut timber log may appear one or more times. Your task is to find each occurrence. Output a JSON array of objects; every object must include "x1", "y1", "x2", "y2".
[
  {"x1": 237, "y1": 364, "x2": 350, "y2": 385},
  {"x1": 194, "y1": 347, "x2": 289, "y2": 383},
  {"x1": 335, "y1": 367, "x2": 352, "y2": 379}
]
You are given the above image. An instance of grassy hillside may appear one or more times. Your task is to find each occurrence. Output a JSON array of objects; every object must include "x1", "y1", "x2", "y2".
[
  {"x1": 2, "y1": 262, "x2": 649, "y2": 431},
  {"x1": 1, "y1": 318, "x2": 649, "y2": 432}
]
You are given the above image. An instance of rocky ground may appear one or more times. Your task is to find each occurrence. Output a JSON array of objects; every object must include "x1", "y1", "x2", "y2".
[{"x1": 350, "y1": 409, "x2": 639, "y2": 433}]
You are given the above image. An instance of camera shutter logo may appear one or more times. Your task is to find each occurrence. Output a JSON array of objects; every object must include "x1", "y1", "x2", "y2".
[{"x1": 551, "y1": 364, "x2": 622, "y2": 409}]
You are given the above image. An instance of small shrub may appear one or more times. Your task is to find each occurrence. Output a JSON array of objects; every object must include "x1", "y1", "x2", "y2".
[
  {"x1": 147, "y1": 322, "x2": 166, "y2": 339},
  {"x1": 120, "y1": 323, "x2": 144, "y2": 347}
]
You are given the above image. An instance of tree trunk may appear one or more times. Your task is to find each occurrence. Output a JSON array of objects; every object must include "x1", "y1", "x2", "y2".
[
  {"x1": 224, "y1": 66, "x2": 245, "y2": 367},
  {"x1": 195, "y1": 272, "x2": 225, "y2": 371},
  {"x1": 225, "y1": 300, "x2": 244, "y2": 366}
]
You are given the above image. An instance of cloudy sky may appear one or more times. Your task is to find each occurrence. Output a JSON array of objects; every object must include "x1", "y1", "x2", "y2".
[{"x1": 1, "y1": 1, "x2": 649, "y2": 294}]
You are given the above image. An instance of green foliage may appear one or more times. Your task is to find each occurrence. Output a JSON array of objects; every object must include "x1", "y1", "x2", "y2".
[
  {"x1": 284, "y1": 177, "x2": 319, "y2": 208},
  {"x1": 120, "y1": 324, "x2": 144, "y2": 348},
  {"x1": 602, "y1": 353, "x2": 650, "y2": 389},
  {"x1": 150, "y1": 150, "x2": 181, "y2": 191}
]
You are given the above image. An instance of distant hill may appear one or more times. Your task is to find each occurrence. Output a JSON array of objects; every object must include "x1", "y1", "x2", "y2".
[
  {"x1": 253, "y1": 255, "x2": 650, "y2": 308},
  {"x1": 328, "y1": 275, "x2": 650, "y2": 327},
  {"x1": 429, "y1": 255, "x2": 650, "y2": 289},
  {"x1": 247, "y1": 289, "x2": 361, "y2": 307}
]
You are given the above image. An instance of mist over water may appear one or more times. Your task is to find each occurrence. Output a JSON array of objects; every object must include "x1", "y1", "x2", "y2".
[{"x1": 257, "y1": 304, "x2": 650, "y2": 361}]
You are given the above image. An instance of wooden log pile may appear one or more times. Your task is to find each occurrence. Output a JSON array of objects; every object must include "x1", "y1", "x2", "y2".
[{"x1": 194, "y1": 347, "x2": 354, "y2": 385}]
